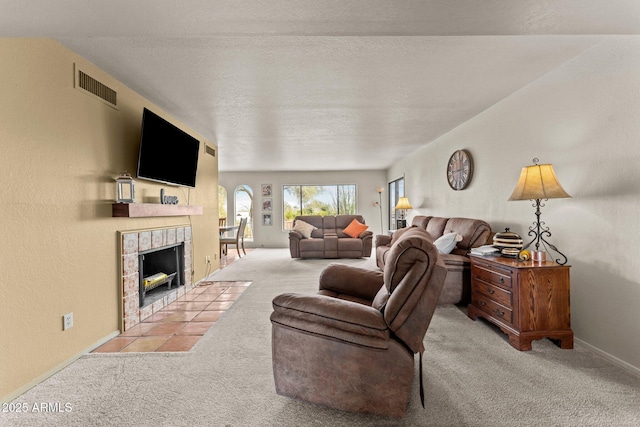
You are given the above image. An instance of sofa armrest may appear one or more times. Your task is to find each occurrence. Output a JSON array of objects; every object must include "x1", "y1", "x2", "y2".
[
  {"x1": 375, "y1": 234, "x2": 392, "y2": 247},
  {"x1": 319, "y1": 264, "x2": 384, "y2": 301},
  {"x1": 289, "y1": 231, "x2": 303, "y2": 258},
  {"x1": 289, "y1": 231, "x2": 303, "y2": 240},
  {"x1": 271, "y1": 293, "x2": 389, "y2": 348}
]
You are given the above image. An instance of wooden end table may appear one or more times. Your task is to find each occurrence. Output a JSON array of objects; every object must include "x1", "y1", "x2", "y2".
[{"x1": 467, "y1": 254, "x2": 573, "y2": 351}]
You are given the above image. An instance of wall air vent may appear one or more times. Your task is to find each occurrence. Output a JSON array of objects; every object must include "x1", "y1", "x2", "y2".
[
  {"x1": 74, "y1": 64, "x2": 118, "y2": 109},
  {"x1": 205, "y1": 145, "x2": 216, "y2": 157}
]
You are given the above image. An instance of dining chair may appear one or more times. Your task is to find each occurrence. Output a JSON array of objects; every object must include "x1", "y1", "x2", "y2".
[
  {"x1": 219, "y1": 217, "x2": 227, "y2": 227},
  {"x1": 220, "y1": 217, "x2": 247, "y2": 258}
]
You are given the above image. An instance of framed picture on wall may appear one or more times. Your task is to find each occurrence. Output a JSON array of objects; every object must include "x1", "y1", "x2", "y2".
[
  {"x1": 262, "y1": 213, "x2": 273, "y2": 226},
  {"x1": 262, "y1": 198, "x2": 272, "y2": 211},
  {"x1": 262, "y1": 184, "x2": 272, "y2": 197}
]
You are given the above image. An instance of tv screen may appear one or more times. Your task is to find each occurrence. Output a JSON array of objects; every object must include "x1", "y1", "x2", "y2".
[{"x1": 136, "y1": 108, "x2": 200, "y2": 188}]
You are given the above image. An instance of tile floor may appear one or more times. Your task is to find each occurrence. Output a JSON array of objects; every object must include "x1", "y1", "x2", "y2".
[{"x1": 93, "y1": 249, "x2": 251, "y2": 353}]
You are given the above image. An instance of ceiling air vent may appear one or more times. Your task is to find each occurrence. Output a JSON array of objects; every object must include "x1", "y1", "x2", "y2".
[
  {"x1": 74, "y1": 65, "x2": 118, "y2": 109},
  {"x1": 205, "y1": 145, "x2": 216, "y2": 157}
]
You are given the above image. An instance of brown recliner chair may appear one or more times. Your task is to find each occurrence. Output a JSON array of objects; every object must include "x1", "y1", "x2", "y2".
[{"x1": 270, "y1": 227, "x2": 447, "y2": 417}]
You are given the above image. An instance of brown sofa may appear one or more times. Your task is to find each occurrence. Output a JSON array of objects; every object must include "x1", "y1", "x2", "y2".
[
  {"x1": 271, "y1": 227, "x2": 447, "y2": 417},
  {"x1": 289, "y1": 215, "x2": 373, "y2": 259},
  {"x1": 375, "y1": 216, "x2": 491, "y2": 304}
]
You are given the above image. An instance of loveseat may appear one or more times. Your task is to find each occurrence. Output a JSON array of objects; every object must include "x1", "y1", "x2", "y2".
[
  {"x1": 289, "y1": 215, "x2": 373, "y2": 259},
  {"x1": 375, "y1": 216, "x2": 491, "y2": 304}
]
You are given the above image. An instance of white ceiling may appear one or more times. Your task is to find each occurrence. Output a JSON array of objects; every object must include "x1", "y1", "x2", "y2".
[{"x1": 1, "y1": 1, "x2": 639, "y2": 172}]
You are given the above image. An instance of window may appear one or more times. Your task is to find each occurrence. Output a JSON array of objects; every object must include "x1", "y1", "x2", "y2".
[
  {"x1": 388, "y1": 177, "x2": 404, "y2": 230},
  {"x1": 283, "y1": 184, "x2": 357, "y2": 230},
  {"x1": 234, "y1": 185, "x2": 254, "y2": 240}
]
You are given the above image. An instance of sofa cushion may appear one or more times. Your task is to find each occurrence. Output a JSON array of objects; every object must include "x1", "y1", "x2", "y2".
[
  {"x1": 442, "y1": 217, "x2": 492, "y2": 256},
  {"x1": 425, "y1": 217, "x2": 448, "y2": 238},
  {"x1": 293, "y1": 220, "x2": 317, "y2": 239},
  {"x1": 433, "y1": 232, "x2": 462, "y2": 254},
  {"x1": 343, "y1": 219, "x2": 369, "y2": 238}
]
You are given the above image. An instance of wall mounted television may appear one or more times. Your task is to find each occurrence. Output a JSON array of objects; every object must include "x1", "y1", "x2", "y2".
[{"x1": 136, "y1": 108, "x2": 200, "y2": 188}]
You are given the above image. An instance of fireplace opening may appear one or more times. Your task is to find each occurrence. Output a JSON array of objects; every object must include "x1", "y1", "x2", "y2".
[{"x1": 138, "y1": 243, "x2": 184, "y2": 308}]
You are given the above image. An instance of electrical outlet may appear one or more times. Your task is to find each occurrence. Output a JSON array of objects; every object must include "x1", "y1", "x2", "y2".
[{"x1": 63, "y1": 312, "x2": 73, "y2": 331}]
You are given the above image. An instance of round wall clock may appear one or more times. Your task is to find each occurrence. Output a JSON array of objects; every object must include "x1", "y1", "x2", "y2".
[{"x1": 447, "y1": 149, "x2": 473, "y2": 190}]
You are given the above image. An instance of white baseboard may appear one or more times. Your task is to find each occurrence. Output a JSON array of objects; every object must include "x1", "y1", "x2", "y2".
[
  {"x1": 1, "y1": 330, "x2": 120, "y2": 404},
  {"x1": 575, "y1": 338, "x2": 640, "y2": 378}
]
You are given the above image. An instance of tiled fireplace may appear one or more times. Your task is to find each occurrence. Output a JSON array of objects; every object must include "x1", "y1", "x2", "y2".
[{"x1": 120, "y1": 226, "x2": 193, "y2": 331}]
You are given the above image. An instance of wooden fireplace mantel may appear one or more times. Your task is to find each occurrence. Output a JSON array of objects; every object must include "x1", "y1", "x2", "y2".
[{"x1": 112, "y1": 203, "x2": 203, "y2": 218}]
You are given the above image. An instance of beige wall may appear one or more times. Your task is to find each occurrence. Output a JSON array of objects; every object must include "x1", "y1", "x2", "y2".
[
  {"x1": 0, "y1": 39, "x2": 218, "y2": 401},
  {"x1": 389, "y1": 36, "x2": 640, "y2": 372}
]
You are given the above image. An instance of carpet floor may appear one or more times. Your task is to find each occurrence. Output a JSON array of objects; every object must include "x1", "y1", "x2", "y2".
[{"x1": 3, "y1": 249, "x2": 639, "y2": 426}]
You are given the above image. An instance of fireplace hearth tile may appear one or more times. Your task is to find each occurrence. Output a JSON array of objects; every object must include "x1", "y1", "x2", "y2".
[
  {"x1": 183, "y1": 271, "x2": 192, "y2": 287},
  {"x1": 175, "y1": 322, "x2": 214, "y2": 336},
  {"x1": 151, "y1": 230, "x2": 163, "y2": 249},
  {"x1": 119, "y1": 322, "x2": 156, "y2": 337},
  {"x1": 143, "y1": 322, "x2": 187, "y2": 336},
  {"x1": 176, "y1": 227, "x2": 184, "y2": 242},
  {"x1": 178, "y1": 301, "x2": 212, "y2": 311},
  {"x1": 120, "y1": 336, "x2": 169, "y2": 352},
  {"x1": 139, "y1": 304, "x2": 153, "y2": 321},
  {"x1": 122, "y1": 233, "x2": 138, "y2": 255},
  {"x1": 167, "y1": 228, "x2": 176, "y2": 245},
  {"x1": 189, "y1": 293, "x2": 221, "y2": 302},
  {"x1": 138, "y1": 231, "x2": 151, "y2": 252},
  {"x1": 151, "y1": 298, "x2": 165, "y2": 314},
  {"x1": 123, "y1": 274, "x2": 138, "y2": 296},
  {"x1": 156, "y1": 335, "x2": 200, "y2": 352},
  {"x1": 205, "y1": 301, "x2": 234, "y2": 311},
  {"x1": 192, "y1": 311, "x2": 224, "y2": 322},
  {"x1": 176, "y1": 287, "x2": 185, "y2": 298},
  {"x1": 122, "y1": 254, "x2": 139, "y2": 277},
  {"x1": 93, "y1": 337, "x2": 137, "y2": 353},
  {"x1": 215, "y1": 291, "x2": 243, "y2": 300},
  {"x1": 166, "y1": 291, "x2": 177, "y2": 305},
  {"x1": 124, "y1": 315, "x2": 140, "y2": 331},
  {"x1": 123, "y1": 295, "x2": 139, "y2": 319},
  {"x1": 163, "y1": 311, "x2": 200, "y2": 322},
  {"x1": 141, "y1": 311, "x2": 175, "y2": 323}
]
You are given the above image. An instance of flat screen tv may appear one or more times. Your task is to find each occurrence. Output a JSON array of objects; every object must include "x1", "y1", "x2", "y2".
[{"x1": 136, "y1": 108, "x2": 200, "y2": 188}]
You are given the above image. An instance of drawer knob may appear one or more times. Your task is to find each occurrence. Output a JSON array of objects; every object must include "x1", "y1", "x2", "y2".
[
  {"x1": 498, "y1": 277, "x2": 504, "y2": 284},
  {"x1": 479, "y1": 300, "x2": 486, "y2": 307},
  {"x1": 486, "y1": 287, "x2": 495, "y2": 294},
  {"x1": 494, "y1": 308, "x2": 505, "y2": 318}
]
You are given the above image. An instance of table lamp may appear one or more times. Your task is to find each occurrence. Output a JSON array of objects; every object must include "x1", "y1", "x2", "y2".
[
  {"x1": 508, "y1": 158, "x2": 571, "y2": 264},
  {"x1": 395, "y1": 197, "x2": 412, "y2": 229}
]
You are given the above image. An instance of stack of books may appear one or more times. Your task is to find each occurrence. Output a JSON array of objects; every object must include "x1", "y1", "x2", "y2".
[{"x1": 469, "y1": 245, "x2": 500, "y2": 256}]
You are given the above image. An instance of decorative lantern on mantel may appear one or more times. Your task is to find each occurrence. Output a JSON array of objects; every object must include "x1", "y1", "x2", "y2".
[{"x1": 115, "y1": 172, "x2": 135, "y2": 203}]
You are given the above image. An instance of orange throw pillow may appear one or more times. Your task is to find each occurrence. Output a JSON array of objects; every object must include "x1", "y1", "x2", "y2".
[{"x1": 343, "y1": 219, "x2": 369, "y2": 238}]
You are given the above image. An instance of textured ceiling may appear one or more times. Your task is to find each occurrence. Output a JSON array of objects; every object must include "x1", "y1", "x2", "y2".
[{"x1": 1, "y1": 1, "x2": 639, "y2": 171}]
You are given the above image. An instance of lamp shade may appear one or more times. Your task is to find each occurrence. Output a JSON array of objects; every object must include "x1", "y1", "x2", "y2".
[
  {"x1": 395, "y1": 197, "x2": 413, "y2": 210},
  {"x1": 508, "y1": 163, "x2": 571, "y2": 201}
]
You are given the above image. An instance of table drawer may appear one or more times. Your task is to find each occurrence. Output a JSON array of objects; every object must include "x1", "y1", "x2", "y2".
[
  {"x1": 472, "y1": 294, "x2": 513, "y2": 325},
  {"x1": 473, "y1": 265, "x2": 512, "y2": 289},
  {"x1": 474, "y1": 281, "x2": 512, "y2": 308}
]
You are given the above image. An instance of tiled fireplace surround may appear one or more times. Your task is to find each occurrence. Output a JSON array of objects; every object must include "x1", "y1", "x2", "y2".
[{"x1": 120, "y1": 226, "x2": 193, "y2": 331}]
